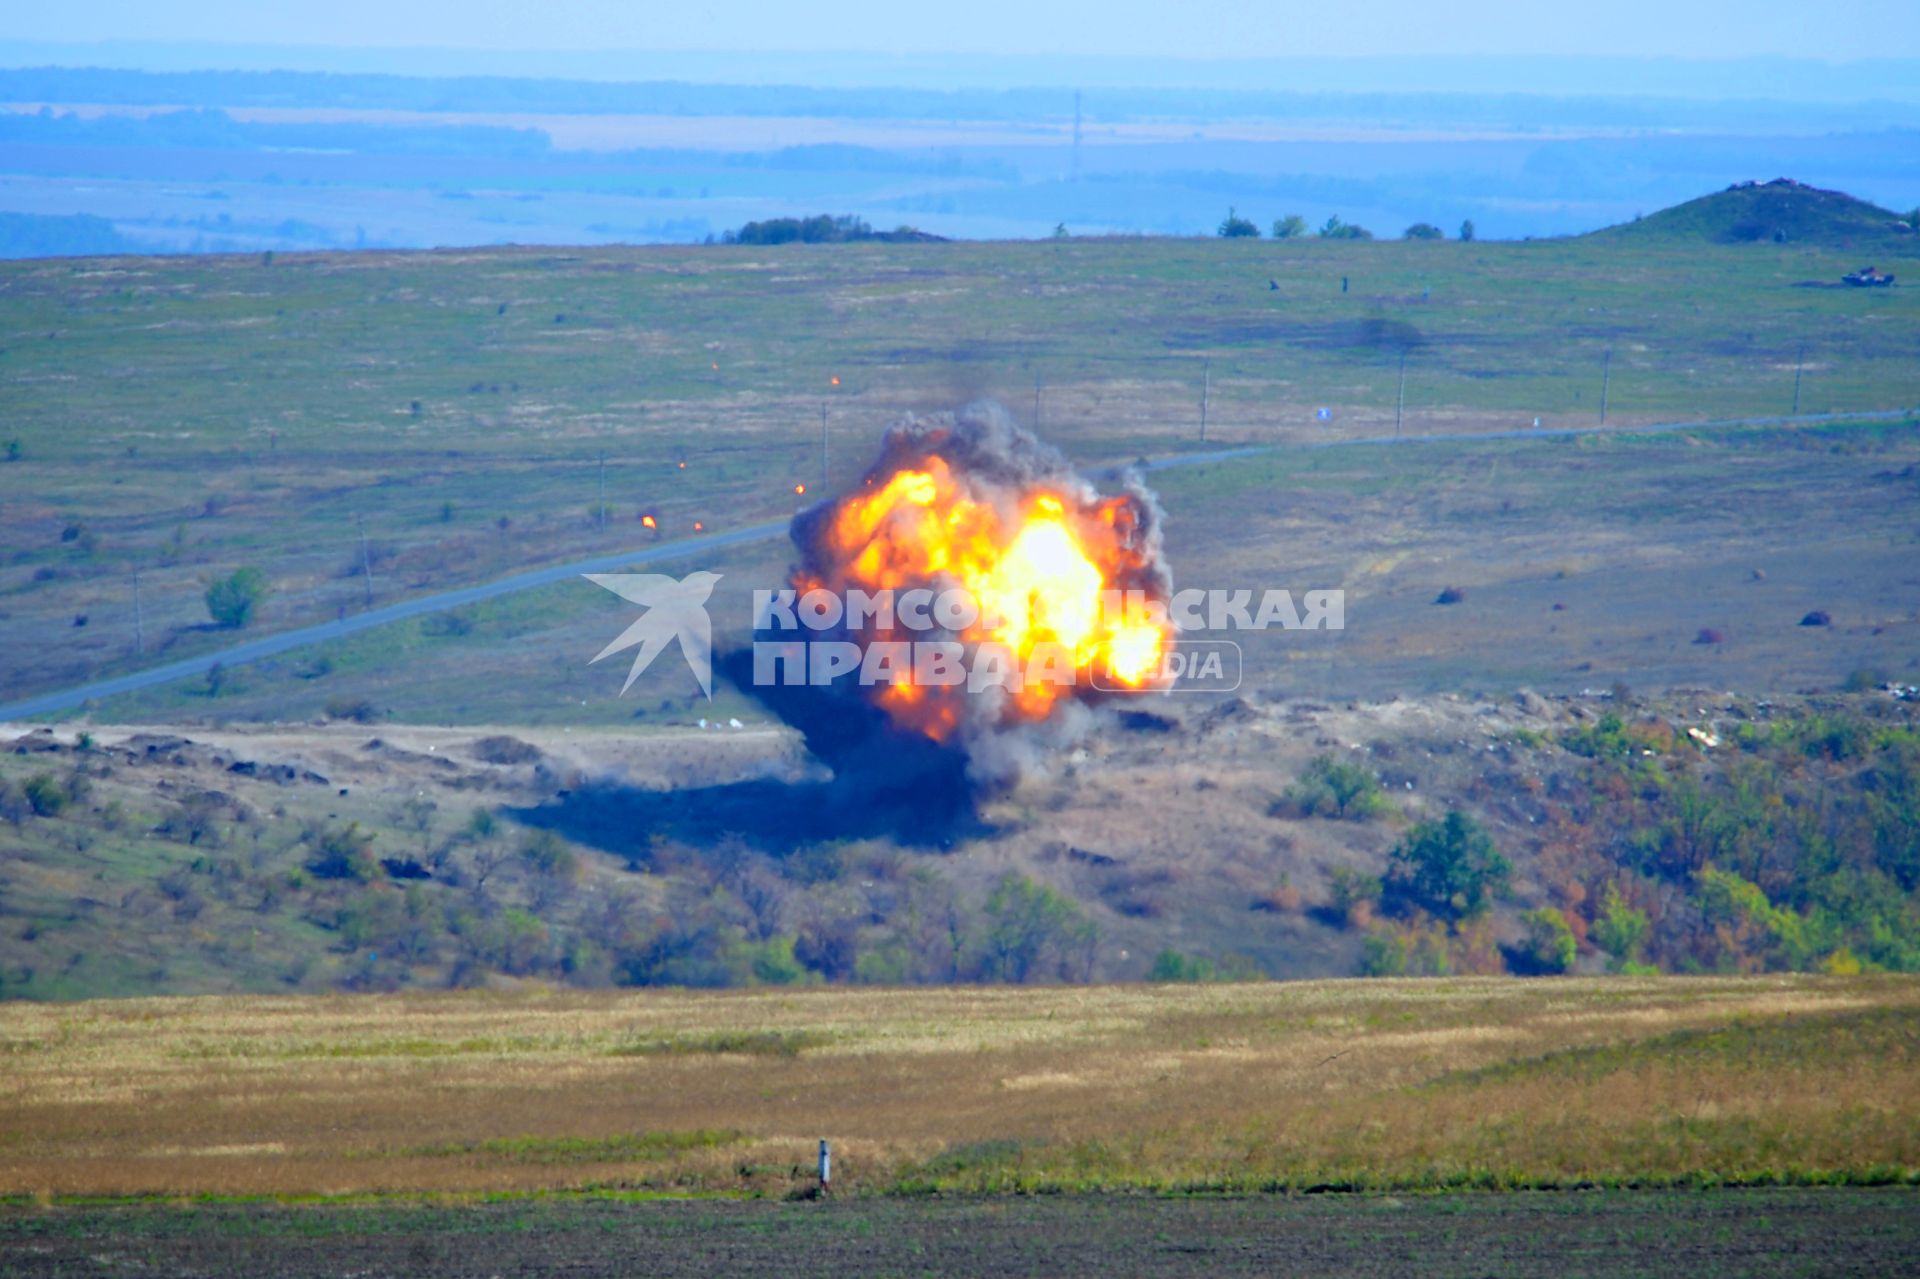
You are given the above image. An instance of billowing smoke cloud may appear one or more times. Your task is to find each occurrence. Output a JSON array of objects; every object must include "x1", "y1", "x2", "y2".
[{"x1": 766, "y1": 400, "x2": 1174, "y2": 788}]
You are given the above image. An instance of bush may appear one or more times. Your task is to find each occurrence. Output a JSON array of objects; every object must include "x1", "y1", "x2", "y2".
[
  {"x1": 1519, "y1": 908, "x2": 1577, "y2": 973},
  {"x1": 1844, "y1": 668, "x2": 1887, "y2": 692},
  {"x1": 1403, "y1": 222, "x2": 1444, "y2": 240},
  {"x1": 22, "y1": 773, "x2": 68, "y2": 817},
  {"x1": 1217, "y1": 207, "x2": 1260, "y2": 238},
  {"x1": 1148, "y1": 949, "x2": 1218, "y2": 982},
  {"x1": 1592, "y1": 882, "x2": 1651, "y2": 971},
  {"x1": 205, "y1": 566, "x2": 268, "y2": 629},
  {"x1": 1386, "y1": 811, "x2": 1511, "y2": 921},
  {"x1": 1459, "y1": 219, "x2": 1476, "y2": 242},
  {"x1": 1271, "y1": 214, "x2": 1307, "y2": 239},
  {"x1": 1326, "y1": 865, "x2": 1382, "y2": 927},
  {"x1": 521, "y1": 829, "x2": 581, "y2": 882},
  {"x1": 305, "y1": 822, "x2": 378, "y2": 881},
  {"x1": 324, "y1": 696, "x2": 380, "y2": 724},
  {"x1": 1280, "y1": 754, "x2": 1389, "y2": 820},
  {"x1": 1319, "y1": 215, "x2": 1373, "y2": 240},
  {"x1": 0, "y1": 780, "x2": 30, "y2": 827},
  {"x1": 981, "y1": 873, "x2": 1095, "y2": 983}
]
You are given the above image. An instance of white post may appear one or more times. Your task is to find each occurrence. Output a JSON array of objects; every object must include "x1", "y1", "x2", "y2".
[
  {"x1": 1199, "y1": 359, "x2": 1210, "y2": 443},
  {"x1": 358, "y1": 514, "x2": 375, "y2": 607},
  {"x1": 818, "y1": 1138, "x2": 831, "y2": 1193}
]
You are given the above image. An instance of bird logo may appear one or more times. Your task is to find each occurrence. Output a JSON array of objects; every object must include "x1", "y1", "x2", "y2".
[{"x1": 584, "y1": 571, "x2": 721, "y2": 699}]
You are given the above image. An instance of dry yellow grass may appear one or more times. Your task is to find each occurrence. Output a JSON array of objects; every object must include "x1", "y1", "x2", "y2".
[{"x1": 2, "y1": 975, "x2": 1916, "y2": 1198}]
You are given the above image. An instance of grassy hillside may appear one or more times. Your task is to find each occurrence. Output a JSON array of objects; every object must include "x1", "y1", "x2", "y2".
[
  {"x1": 1592, "y1": 177, "x2": 1914, "y2": 249},
  {"x1": 1, "y1": 976, "x2": 1915, "y2": 1199},
  {"x1": 4, "y1": 687, "x2": 1915, "y2": 1000}
]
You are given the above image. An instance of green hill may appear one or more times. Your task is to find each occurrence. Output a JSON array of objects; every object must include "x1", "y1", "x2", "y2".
[{"x1": 1594, "y1": 177, "x2": 1915, "y2": 248}]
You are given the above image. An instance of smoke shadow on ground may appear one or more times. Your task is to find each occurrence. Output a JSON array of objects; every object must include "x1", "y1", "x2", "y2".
[{"x1": 507, "y1": 650, "x2": 989, "y2": 858}]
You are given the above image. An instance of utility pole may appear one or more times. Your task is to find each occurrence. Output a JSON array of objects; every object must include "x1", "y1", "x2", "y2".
[
  {"x1": 357, "y1": 514, "x2": 375, "y2": 608},
  {"x1": 1199, "y1": 359, "x2": 1210, "y2": 443},
  {"x1": 1792, "y1": 341, "x2": 1806, "y2": 416},
  {"x1": 1395, "y1": 349, "x2": 1408, "y2": 437},
  {"x1": 820, "y1": 404, "x2": 830, "y2": 487},
  {"x1": 1599, "y1": 349, "x2": 1612, "y2": 426},
  {"x1": 1071, "y1": 91, "x2": 1082, "y2": 178},
  {"x1": 132, "y1": 571, "x2": 144, "y2": 656}
]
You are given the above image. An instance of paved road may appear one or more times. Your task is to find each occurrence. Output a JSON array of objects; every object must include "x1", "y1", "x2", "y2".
[{"x1": 3, "y1": 408, "x2": 1909, "y2": 722}]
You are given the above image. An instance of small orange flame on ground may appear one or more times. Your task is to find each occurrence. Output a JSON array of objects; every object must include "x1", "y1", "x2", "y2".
[
  {"x1": 830, "y1": 376, "x2": 841, "y2": 386},
  {"x1": 641, "y1": 515, "x2": 657, "y2": 529},
  {"x1": 808, "y1": 457, "x2": 1170, "y2": 739},
  {"x1": 677, "y1": 461, "x2": 687, "y2": 470},
  {"x1": 795, "y1": 483, "x2": 807, "y2": 496},
  {"x1": 693, "y1": 521, "x2": 704, "y2": 531}
]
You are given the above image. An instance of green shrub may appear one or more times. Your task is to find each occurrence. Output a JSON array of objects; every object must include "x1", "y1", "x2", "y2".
[
  {"x1": 1519, "y1": 908, "x2": 1577, "y2": 973},
  {"x1": 1386, "y1": 811, "x2": 1511, "y2": 921},
  {"x1": 305, "y1": 822, "x2": 378, "y2": 882},
  {"x1": 982, "y1": 873, "x2": 1096, "y2": 983},
  {"x1": 1216, "y1": 207, "x2": 1260, "y2": 238},
  {"x1": 1279, "y1": 754, "x2": 1389, "y2": 820},
  {"x1": 1146, "y1": 949, "x2": 1259, "y2": 982},
  {"x1": 1326, "y1": 865, "x2": 1382, "y2": 925},
  {"x1": 1592, "y1": 882, "x2": 1651, "y2": 971},
  {"x1": 22, "y1": 773, "x2": 68, "y2": 817},
  {"x1": 520, "y1": 830, "x2": 580, "y2": 882},
  {"x1": 205, "y1": 566, "x2": 268, "y2": 629}
]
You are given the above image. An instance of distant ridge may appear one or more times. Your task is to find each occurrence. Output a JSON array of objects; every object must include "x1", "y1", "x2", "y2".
[{"x1": 1592, "y1": 178, "x2": 1916, "y2": 248}]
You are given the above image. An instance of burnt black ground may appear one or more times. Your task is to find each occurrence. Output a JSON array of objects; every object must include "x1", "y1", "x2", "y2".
[{"x1": 3, "y1": 1190, "x2": 1915, "y2": 1278}]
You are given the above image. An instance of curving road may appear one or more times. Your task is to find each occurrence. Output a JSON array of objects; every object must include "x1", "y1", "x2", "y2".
[{"x1": 2, "y1": 407, "x2": 1909, "y2": 722}]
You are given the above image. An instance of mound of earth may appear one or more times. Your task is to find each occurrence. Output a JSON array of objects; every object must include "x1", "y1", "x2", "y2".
[{"x1": 1591, "y1": 178, "x2": 1913, "y2": 248}]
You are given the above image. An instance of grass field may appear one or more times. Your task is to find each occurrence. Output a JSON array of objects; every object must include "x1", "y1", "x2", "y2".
[
  {"x1": 3, "y1": 233, "x2": 1916, "y2": 711},
  {"x1": 6, "y1": 1190, "x2": 1917, "y2": 1278},
  {"x1": 2, "y1": 976, "x2": 1915, "y2": 1200}
]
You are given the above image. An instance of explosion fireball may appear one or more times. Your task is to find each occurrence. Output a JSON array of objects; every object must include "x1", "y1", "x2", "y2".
[{"x1": 786, "y1": 403, "x2": 1174, "y2": 772}]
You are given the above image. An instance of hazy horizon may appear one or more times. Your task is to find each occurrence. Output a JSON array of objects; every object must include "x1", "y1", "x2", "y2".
[{"x1": 6, "y1": 40, "x2": 1920, "y2": 102}]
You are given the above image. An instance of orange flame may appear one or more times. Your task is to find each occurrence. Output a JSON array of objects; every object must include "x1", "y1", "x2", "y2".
[
  {"x1": 795, "y1": 483, "x2": 807, "y2": 496},
  {"x1": 830, "y1": 376, "x2": 841, "y2": 386},
  {"x1": 805, "y1": 456, "x2": 1170, "y2": 739},
  {"x1": 641, "y1": 514, "x2": 657, "y2": 530}
]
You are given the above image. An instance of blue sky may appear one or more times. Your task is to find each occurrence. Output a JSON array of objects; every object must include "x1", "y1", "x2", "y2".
[{"x1": 17, "y1": 0, "x2": 1920, "y2": 60}]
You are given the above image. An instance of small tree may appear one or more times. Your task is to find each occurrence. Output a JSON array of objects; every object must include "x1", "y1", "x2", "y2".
[
  {"x1": 1272, "y1": 214, "x2": 1308, "y2": 239},
  {"x1": 981, "y1": 873, "x2": 1094, "y2": 983},
  {"x1": 1217, "y1": 207, "x2": 1261, "y2": 238},
  {"x1": 1403, "y1": 222, "x2": 1444, "y2": 240},
  {"x1": 1591, "y1": 882, "x2": 1651, "y2": 971},
  {"x1": 1279, "y1": 753, "x2": 1389, "y2": 820},
  {"x1": 1459, "y1": 219, "x2": 1476, "y2": 242},
  {"x1": 1386, "y1": 810, "x2": 1511, "y2": 922},
  {"x1": 305, "y1": 822, "x2": 378, "y2": 881},
  {"x1": 23, "y1": 773, "x2": 68, "y2": 818},
  {"x1": 1519, "y1": 908, "x2": 1577, "y2": 973},
  {"x1": 205, "y1": 566, "x2": 268, "y2": 629},
  {"x1": 1319, "y1": 216, "x2": 1373, "y2": 241}
]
